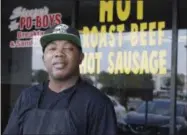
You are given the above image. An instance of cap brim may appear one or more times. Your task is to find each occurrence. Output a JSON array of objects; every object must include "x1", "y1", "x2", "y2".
[{"x1": 40, "y1": 33, "x2": 81, "y2": 49}]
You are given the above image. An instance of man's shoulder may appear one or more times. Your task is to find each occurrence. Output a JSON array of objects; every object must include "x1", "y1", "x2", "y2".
[
  {"x1": 21, "y1": 83, "x2": 43, "y2": 94},
  {"x1": 78, "y1": 81, "x2": 113, "y2": 106},
  {"x1": 19, "y1": 83, "x2": 43, "y2": 103}
]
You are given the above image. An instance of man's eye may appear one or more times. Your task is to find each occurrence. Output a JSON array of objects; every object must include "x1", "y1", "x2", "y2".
[
  {"x1": 49, "y1": 47, "x2": 56, "y2": 50},
  {"x1": 63, "y1": 47, "x2": 74, "y2": 51}
]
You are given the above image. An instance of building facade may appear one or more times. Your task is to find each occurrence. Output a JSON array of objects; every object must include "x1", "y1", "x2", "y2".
[{"x1": 2, "y1": 0, "x2": 187, "y2": 133}]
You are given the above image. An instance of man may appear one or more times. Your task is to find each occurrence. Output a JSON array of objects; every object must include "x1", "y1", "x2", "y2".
[{"x1": 3, "y1": 23, "x2": 117, "y2": 135}]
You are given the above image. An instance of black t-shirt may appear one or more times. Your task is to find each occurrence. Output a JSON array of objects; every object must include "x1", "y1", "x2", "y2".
[
  {"x1": 3, "y1": 79, "x2": 117, "y2": 135},
  {"x1": 39, "y1": 84, "x2": 75, "y2": 109}
]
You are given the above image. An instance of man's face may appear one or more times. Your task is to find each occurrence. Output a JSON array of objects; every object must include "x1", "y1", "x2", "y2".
[{"x1": 43, "y1": 40, "x2": 84, "y2": 81}]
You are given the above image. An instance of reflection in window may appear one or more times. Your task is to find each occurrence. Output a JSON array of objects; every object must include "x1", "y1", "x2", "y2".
[{"x1": 136, "y1": 100, "x2": 186, "y2": 116}]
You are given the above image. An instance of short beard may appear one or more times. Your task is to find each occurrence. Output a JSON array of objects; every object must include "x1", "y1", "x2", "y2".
[
  {"x1": 49, "y1": 68, "x2": 79, "y2": 82},
  {"x1": 51, "y1": 74, "x2": 71, "y2": 82}
]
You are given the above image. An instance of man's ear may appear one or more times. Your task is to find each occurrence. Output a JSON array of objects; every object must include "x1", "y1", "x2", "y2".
[
  {"x1": 42, "y1": 55, "x2": 44, "y2": 61},
  {"x1": 42, "y1": 55, "x2": 46, "y2": 64},
  {"x1": 79, "y1": 53, "x2": 84, "y2": 64},
  {"x1": 42, "y1": 55, "x2": 47, "y2": 69}
]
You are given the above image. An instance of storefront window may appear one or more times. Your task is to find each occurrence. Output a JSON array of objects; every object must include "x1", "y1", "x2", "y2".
[
  {"x1": 78, "y1": 0, "x2": 172, "y2": 99},
  {"x1": 1, "y1": 0, "x2": 74, "y2": 130},
  {"x1": 77, "y1": 1, "x2": 187, "y2": 134},
  {"x1": 2, "y1": 0, "x2": 187, "y2": 134}
]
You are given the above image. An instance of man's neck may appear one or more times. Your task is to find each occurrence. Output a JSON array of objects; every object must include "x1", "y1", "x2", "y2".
[{"x1": 49, "y1": 75, "x2": 80, "y2": 93}]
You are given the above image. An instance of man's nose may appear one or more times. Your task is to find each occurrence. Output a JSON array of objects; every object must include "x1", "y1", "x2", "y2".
[{"x1": 54, "y1": 47, "x2": 66, "y2": 57}]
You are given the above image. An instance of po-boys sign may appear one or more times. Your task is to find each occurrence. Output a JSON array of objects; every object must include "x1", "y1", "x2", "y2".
[{"x1": 8, "y1": 6, "x2": 62, "y2": 48}]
